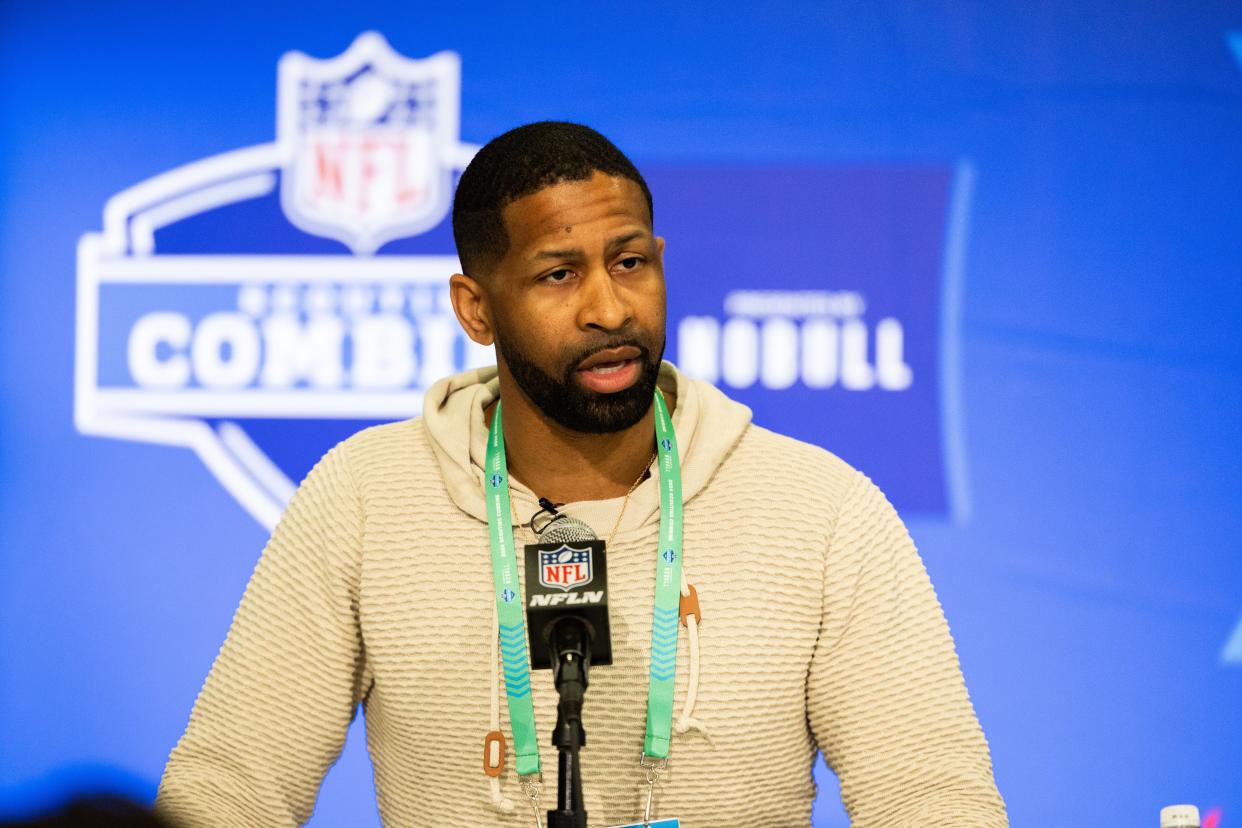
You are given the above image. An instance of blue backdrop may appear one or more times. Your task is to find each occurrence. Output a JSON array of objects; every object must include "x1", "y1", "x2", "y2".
[{"x1": 2, "y1": 2, "x2": 1240, "y2": 826}]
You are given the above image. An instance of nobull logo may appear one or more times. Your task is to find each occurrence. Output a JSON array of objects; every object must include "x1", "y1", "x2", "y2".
[{"x1": 678, "y1": 290, "x2": 913, "y2": 392}]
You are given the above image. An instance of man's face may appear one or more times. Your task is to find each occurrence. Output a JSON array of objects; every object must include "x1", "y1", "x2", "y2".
[{"x1": 486, "y1": 171, "x2": 666, "y2": 433}]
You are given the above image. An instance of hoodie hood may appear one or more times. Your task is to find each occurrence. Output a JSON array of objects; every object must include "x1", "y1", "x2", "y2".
[{"x1": 423, "y1": 361, "x2": 752, "y2": 533}]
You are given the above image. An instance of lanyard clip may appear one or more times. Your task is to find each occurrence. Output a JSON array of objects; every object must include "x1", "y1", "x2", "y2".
[
  {"x1": 639, "y1": 751, "x2": 669, "y2": 784},
  {"x1": 639, "y1": 752, "x2": 669, "y2": 827},
  {"x1": 519, "y1": 773, "x2": 544, "y2": 828}
]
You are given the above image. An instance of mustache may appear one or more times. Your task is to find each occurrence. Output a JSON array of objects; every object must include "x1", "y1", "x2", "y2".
[{"x1": 562, "y1": 337, "x2": 656, "y2": 372}]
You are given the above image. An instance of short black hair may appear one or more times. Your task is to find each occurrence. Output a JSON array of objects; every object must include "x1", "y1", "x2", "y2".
[{"x1": 451, "y1": 121, "x2": 653, "y2": 278}]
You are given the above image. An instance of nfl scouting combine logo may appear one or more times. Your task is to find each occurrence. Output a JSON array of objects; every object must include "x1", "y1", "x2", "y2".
[{"x1": 75, "y1": 32, "x2": 485, "y2": 528}]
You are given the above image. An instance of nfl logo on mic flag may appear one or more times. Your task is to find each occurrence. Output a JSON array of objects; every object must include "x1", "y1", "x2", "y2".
[{"x1": 539, "y1": 545, "x2": 594, "y2": 591}]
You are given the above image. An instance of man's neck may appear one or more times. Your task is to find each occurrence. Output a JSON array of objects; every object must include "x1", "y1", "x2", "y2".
[{"x1": 486, "y1": 377, "x2": 663, "y2": 504}]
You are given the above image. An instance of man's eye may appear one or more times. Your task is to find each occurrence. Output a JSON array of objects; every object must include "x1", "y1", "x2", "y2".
[
  {"x1": 543, "y1": 269, "x2": 572, "y2": 283},
  {"x1": 616, "y1": 256, "x2": 643, "y2": 271}
]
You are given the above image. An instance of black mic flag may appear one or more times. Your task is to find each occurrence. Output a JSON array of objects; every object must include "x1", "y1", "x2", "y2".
[{"x1": 523, "y1": 537, "x2": 614, "y2": 670}]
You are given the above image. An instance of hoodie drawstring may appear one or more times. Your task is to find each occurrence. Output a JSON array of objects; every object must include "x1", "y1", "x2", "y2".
[
  {"x1": 485, "y1": 577, "x2": 705, "y2": 814},
  {"x1": 487, "y1": 600, "x2": 517, "y2": 813},
  {"x1": 674, "y1": 571, "x2": 706, "y2": 738}
]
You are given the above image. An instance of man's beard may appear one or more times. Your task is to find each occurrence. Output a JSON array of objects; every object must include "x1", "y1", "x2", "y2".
[{"x1": 497, "y1": 333, "x2": 665, "y2": 434}]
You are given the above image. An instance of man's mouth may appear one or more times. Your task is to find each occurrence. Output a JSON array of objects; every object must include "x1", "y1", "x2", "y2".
[
  {"x1": 574, "y1": 346, "x2": 644, "y2": 393},
  {"x1": 584, "y1": 359, "x2": 632, "y2": 374}
]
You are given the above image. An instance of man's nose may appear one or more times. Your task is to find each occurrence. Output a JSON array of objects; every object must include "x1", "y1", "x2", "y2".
[{"x1": 576, "y1": 267, "x2": 632, "y2": 332}]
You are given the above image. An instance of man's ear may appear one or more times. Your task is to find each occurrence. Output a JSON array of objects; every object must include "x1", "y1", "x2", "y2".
[
  {"x1": 449, "y1": 272, "x2": 495, "y2": 346},
  {"x1": 656, "y1": 236, "x2": 665, "y2": 264}
]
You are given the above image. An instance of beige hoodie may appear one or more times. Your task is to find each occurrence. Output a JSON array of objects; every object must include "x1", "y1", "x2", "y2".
[{"x1": 156, "y1": 363, "x2": 1007, "y2": 827}]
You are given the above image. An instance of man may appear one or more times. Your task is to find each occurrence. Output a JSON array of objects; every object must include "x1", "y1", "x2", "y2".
[{"x1": 156, "y1": 122, "x2": 1007, "y2": 827}]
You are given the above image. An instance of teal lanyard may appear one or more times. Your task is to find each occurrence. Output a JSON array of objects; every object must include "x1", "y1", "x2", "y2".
[{"x1": 484, "y1": 392, "x2": 684, "y2": 778}]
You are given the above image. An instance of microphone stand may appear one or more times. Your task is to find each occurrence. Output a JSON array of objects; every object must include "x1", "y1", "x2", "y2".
[{"x1": 546, "y1": 616, "x2": 592, "y2": 828}]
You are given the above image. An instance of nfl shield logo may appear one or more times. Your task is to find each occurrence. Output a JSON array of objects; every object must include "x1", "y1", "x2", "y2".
[
  {"x1": 539, "y1": 545, "x2": 594, "y2": 592},
  {"x1": 277, "y1": 32, "x2": 466, "y2": 254}
]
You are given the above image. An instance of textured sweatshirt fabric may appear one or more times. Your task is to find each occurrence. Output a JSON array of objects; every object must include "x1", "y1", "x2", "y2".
[{"x1": 155, "y1": 363, "x2": 1007, "y2": 827}]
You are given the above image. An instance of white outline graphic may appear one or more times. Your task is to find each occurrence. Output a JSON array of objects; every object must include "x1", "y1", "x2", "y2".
[
  {"x1": 1223, "y1": 33, "x2": 1242, "y2": 665},
  {"x1": 1222, "y1": 613, "x2": 1242, "y2": 665},
  {"x1": 76, "y1": 33, "x2": 480, "y2": 529},
  {"x1": 938, "y1": 161, "x2": 975, "y2": 524}
]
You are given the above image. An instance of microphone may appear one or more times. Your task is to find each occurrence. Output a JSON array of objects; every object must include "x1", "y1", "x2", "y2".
[
  {"x1": 523, "y1": 517, "x2": 613, "y2": 670},
  {"x1": 524, "y1": 515, "x2": 612, "y2": 828},
  {"x1": 540, "y1": 513, "x2": 596, "y2": 544}
]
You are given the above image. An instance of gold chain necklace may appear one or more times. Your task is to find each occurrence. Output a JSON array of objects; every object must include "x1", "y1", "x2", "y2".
[
  {"x1": 510, "y1": 451, "x2": 657, "y2": 547},
  {"x1": 604, "y1": 451, "x2": 657, "y2": 546}
]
